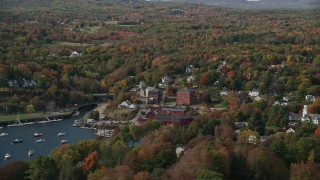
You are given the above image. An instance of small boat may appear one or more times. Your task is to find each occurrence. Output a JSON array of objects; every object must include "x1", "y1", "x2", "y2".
[
  {"x1": 73, "y1": 119, "x2": 82, "y2": 127},
  {"x1": 0, "y1": 127, "x2": 3, "y2": 129},
  {"x1": 13, "y1": 139, "x2": 23, "y2": 144},
  {"x1": 35, "y1": 139, "x2": 46, "y2": 143},
  {"x1": 60, "y1": 139, "x2": 68, "y2": 144},
  {"x1": 57, "y1": 132, "x2": 66, "y2": 136},
  {"x1": 0, "y1": 132, "x2": 8, "y2": 137},
  {"x1": 72, "y1": 111, "x2": 80, "y2": 116},
  {"x1": 28, "y1": 149, "x2": 35, "y2": 156},
  {"x1": 4, "y1": 153, "x2": 11, "y2": 159},
  {"x1": 33, "y1": 133, "x2": 43, "y2": 137}
]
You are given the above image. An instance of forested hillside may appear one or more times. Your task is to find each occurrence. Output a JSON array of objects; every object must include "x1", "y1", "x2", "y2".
[{"x1": 0, "y1": 0, "x2": 320, "y2": 179}]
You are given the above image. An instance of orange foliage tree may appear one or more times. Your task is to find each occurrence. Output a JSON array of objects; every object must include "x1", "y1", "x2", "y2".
[
  {"x1": 315, "y1": 127, "x2": 320, "y2": 137},
  {"x1": 308, "y1": 99, "x2": 320, "y2": 114},
  {"x1": 84, "y1": 151, "x2": 99, "y2": 174}
]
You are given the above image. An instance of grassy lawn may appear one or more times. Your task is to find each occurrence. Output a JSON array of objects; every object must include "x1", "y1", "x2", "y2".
[
  {"x1": 107, "y1": 108, "x2": 137, "y2": 121},
  {"x1": 49, "y1": 41, "x2": 93, "y2": 47},
  {"x1": 213, "y1": 103, "x2": 228, "y2": 109},
  {"x1": 105, "y1": 21, "x2": 119, "y2": 25},
  {"x1": 100, "y1": 42, "x2": 113, "y2": 47},
  {"x1": 83, "y1": 26, "x2": 101, "y2": 34}
]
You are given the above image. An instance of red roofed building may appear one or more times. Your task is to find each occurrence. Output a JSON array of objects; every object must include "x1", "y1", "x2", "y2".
[
  {"x1": 177, "y1": 88, "x2": 196, "y2": 105},
  {"x1": 160, "y1": 107, "x2": 185, "y2": 115}
]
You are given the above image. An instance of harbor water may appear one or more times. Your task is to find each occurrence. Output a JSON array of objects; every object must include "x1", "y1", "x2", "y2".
[{"x1": 0, "y1": 114, "x2": 95, "y2": 167}]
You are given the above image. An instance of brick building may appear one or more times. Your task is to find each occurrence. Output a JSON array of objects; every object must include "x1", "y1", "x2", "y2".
[
  {"x1": 148, "y1": 89, "x2": 162, "y2": 104},
  {"x1": 177, "y1": 88, "x2": 196, "y2": 105}
]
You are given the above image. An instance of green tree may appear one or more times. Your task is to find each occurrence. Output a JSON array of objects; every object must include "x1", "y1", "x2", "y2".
[
  {"x1": 196, "y1": 169, "x2": 223, "y2": 180},
  {"x1": 248, "y1": 111, "x2": 265, "y2": 135},
  {"x1": 266, "y1": 105, "x2": 289, "y2": 128},
  {"x1": 91, "y1": 110, "x2": 100, "y2": 120},
  {"x1": 26, "y1": 157, "x2": 58, "y2": 180}
]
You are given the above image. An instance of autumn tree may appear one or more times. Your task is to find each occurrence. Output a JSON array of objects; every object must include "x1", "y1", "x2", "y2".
[
  {"x1": 247, "y1": 146, "x2": 289, "y2": 180},
  {"x1": 0, "y1": 160, "x2": 27, "y2": 180},
  {"x1": 84, "y1": 151, "x2": 99, "y2": 174},
  {"x1": 309, "y1": 99, "x2": 320, "y2": 114},
  {"x1": 315, "y1": 127, "x2": 320, "y2": 137},
  {"x1": 290, "y1": 163, "x2": 320, "y2": 180}
]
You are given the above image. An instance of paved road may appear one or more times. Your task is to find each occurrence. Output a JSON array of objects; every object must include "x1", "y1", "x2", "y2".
[{"x1": 129, "y1": 108, "x2": 141, "y2": 125}]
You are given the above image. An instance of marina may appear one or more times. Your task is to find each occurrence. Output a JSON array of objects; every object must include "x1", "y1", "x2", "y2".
[{"x1": 0, "y1": 114, "x2": 96, "y2": 166}]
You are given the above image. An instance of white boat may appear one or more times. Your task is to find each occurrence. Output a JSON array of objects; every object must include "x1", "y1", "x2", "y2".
[
  {"x1": 0, "y1": 132, "x2": 8, "y2": 137},
  {"x1": 35, "y1": 139, "x2": 46, "y2": 143},
  {"x1": 28, "y1": 149, "x2": 35, "y2": 156},
  {"x1": 13, "y1": 139, "x2": 23, "y2": 144},
  {"x1": 4, "y1": 153, "x2": 11, "y2": 159},
  {"x1": 33, "y1": 133, "x2": 43, "y2": 137},
  {"x1": 57, "y1": 132, "x2": 66, "y2": 136},
  {"x1": 60, "y1": 140, "x2": 68, "y2": 144},
  {"x1": 0, "y1": 127, "x2": 3, "y2": 129},
  {"x1": 73, "y1": 119, "x2": 82, "y2": 127}
]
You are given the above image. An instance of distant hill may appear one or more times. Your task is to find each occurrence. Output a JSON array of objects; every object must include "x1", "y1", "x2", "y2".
[{"x1": 149, "y1": 0, "x2": 320, "y2": 9}]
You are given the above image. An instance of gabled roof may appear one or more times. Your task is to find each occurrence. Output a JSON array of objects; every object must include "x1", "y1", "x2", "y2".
[
  {"x1": 161, "y1": 107, "x2": 186, "y2": 112},
  {"x1": 178, "y1": 88, "x2": 194, "y2": 93}
]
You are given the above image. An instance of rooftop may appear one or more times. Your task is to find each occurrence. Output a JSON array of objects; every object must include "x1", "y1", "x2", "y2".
[{"x1": 178, "y1": 88, "x2": 194, "y2": 93}]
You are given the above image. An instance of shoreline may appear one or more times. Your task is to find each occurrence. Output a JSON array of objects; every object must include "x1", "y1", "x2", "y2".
[
  {"x1": 0, "y1": 103, "x2": 98, "y2": 126},
  {"x1": 0, "y1": 112, "x2": 74, "y2": 126}
]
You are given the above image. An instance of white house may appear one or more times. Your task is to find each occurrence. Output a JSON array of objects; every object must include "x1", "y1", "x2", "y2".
[
  {"x1": 118, "y1": 100, "x2": 137, "y2": 109},
  {"x1": 305, "y1": 95, "x2": 316, "y2": 102},
  {"x1": 283, "y1": 96, "x2": 289, "y2": 102},
  {"x1": 159, "y1": 76, "x2": 172, "y2": 88},
  {"x1": 286, "y1": 128, "x2": 295, "y2": 133},
  {"x1": 22, "y1": 79, "x2": 37, "y2": 88},
  {"x1": 249, "y1": 89, "x2": 259, "y2": 97},
  {"x1": 69, "y1": 51, "x2": 80, "y2": 58},
  {"x1": 289, "y1": 112, "x2": 302, "y2": 121},
  {"x1": 248, "y1": 135, "x2": 257, "y2": 144},
  {"x1": 175, "y1": 146, "x2": 185, "y2": 158},
  {"x1": 185, "y1": 65, "x2": 194, "y2": 74},
  {"x1": 220, "y1": 87, "x2": 229, "y2": 96},
  {"x1": 8, "y1": 80, "x2": 18, "y2": 88},
  {"x1": 273, "y1": 101, "x2": 288, "y2": 106},
  {"x1": 301, "y1": 105, "x2": 320, "y2": 126},
  {"x1": 187, "y1": 76, "x2": 196, "y2": 83},
  {"x1": 139, "y1": 81, "x2": 146, "y2": 89}
]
